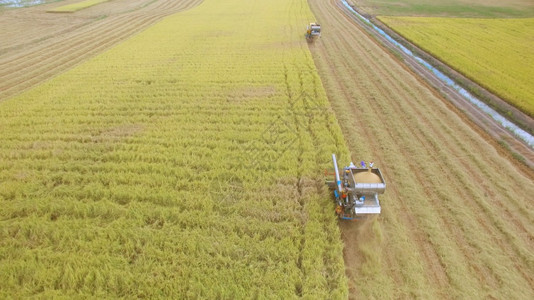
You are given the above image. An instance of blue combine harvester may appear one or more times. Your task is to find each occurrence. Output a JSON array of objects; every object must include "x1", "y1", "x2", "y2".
[{"x1": 326, "y1": 154, "x2": 386, "y2": 220}]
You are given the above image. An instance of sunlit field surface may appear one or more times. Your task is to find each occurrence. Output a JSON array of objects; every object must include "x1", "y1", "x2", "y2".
[
  {"x1": 379, "y1": 16, "x2": 534, "y2": 116},
  {"x1": 0, "y1": 0, "x2": 350, "y2": 297},
  {"x1": 48, "y1": 0, "x2": 109, "y2": 12}
]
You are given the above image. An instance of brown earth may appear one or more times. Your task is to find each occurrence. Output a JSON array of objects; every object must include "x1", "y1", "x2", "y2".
[
  {"x1": 0, "y1": 0, "x2": 203, "y2": 101},
  {"x1": 308, "y1": 0, "x2": 534, "y2": 298}
]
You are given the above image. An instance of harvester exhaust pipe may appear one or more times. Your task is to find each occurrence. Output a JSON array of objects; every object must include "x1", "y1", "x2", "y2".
[{"x1": 332, "y1": 154, "x2": 343, "y2": 193}]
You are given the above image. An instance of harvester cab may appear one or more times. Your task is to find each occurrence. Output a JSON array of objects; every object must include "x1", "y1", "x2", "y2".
[
  {"x1": 306, "y1": 23, "x2": 321, "y2": 42},
  {"x1": 326, "y1": 154, "x2": 386, "y2": 220}
]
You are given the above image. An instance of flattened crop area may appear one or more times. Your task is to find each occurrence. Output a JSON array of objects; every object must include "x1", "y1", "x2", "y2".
[
  {"x1": 0, "y1": 0, "x2": 202, "y2": 100},
  {"x1": 0, "y1": 0, "x2": 350, "y2": 297},
  {"x1": 309, "y1": 0, "x2": 534, "y2": 298}
]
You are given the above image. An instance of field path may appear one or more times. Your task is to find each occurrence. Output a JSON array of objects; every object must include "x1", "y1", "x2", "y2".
[
  {"x1": 308, "y1": 0, "x2": 534, "y2": 298},
  {"x1": 0, "y1": 0, "x2": 203, "y2": 101}
]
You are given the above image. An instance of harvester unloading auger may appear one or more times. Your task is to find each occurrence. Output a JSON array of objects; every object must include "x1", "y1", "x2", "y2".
[
  {"x1": 306, "y1": 23, "x2": 321, "y2": 42},
  {"x1": 326, "y1": 154, "x2": 386, "y2": 220}
]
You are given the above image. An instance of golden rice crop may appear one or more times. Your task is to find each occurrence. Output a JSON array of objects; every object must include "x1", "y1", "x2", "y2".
[
  {"x1": 379, "y1": 16, "x2": 534, "y2": 117},
  {"x1": 0, "y1": 0, "x2": 350, "y2": 297}
]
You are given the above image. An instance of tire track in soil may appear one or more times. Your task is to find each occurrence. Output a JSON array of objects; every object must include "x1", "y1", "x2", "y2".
[
  {"x1": 307, "y1": 0, "x2": 534, "y2": 298},
  {"x1": 0, "y1": 0, "x2": 203, "y2": 101}
]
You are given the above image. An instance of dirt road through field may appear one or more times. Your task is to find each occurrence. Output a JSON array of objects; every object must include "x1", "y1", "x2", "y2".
[
  {"x1": 0, "y1": 0, "x2": 202, "y2": 101},
  {"x1": 308, "y1": 0, "x2": 534, "y2": 298}
]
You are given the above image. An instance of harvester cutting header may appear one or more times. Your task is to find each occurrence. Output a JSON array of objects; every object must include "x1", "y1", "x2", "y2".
[
  {"x1": 306, "y1": 23, "x2": 321, "y2": 42},
  {"x1": 326, "y1": 154, "x2": 386, "y2": 220}
]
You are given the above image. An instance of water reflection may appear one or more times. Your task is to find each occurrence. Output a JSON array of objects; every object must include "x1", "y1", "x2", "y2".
[{"x1": 0, "y1": 0, "x2": 47, "y2": 8}]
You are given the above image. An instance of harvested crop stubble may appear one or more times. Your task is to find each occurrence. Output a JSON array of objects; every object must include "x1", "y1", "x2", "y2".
[
  {"x1": 346, "y1": 0, "x2": 534, "y2": 17},
  {"x1": 0, "y1": 0, "x2": 203, "y2": 101},
  {"x1": 0, "y1": 0, "x2": 350, "y2": 297},
  {"x1": 309, "y1": 0, "x2": 534, "y2": 298}
]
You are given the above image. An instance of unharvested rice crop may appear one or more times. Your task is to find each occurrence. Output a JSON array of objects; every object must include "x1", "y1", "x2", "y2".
[
  {"x1": 0, "y1": 0, "x2": 350, "y2": 297},
  {"x1": 379, "y1": 16, "x2": 534, "y2": 117},
  {"x1": 47, "y1": 0, "x2": 109, "y2": 13}
]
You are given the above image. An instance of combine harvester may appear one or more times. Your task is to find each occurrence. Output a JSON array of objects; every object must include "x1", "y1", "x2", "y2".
[
  {"x1": 306, "y1": 23, "x2": 321, "y2": 42},
  {"x1": 326, "y1": 154, "x2": 386, "y2": 220}
]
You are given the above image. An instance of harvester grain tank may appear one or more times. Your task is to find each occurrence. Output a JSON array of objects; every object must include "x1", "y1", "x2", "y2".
[
  {"x1": 326, "y1": 154, "x2": 386, "y2": 220},
  {"x1": 306, "y1": 23, "x2": 321, "y2": 42}
]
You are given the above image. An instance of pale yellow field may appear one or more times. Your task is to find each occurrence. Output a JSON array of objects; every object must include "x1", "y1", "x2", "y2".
[
  {"x1": 48, "y1": 0, "x2": 110, "y2": 12},
  {"x1": 0, "y1": 0, "x2": 349, "y2": 297},
  {"x1": 379, "y1": 16, "x2": 534, "y2": 117}
]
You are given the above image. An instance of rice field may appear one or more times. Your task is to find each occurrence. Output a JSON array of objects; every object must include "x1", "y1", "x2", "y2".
[
  {"x1": 47, "y1": 0, "x2": 109, "y2": 13},
  {"x1": 347, "y1": 0, "x2": 534, "y2": 18},
  {"x1": 378, "y1": 16, "x2": 534, "y2": 117},
  {"x1": 3, "y1": 0, "x2": 534, "y2": 298},
  {"x1": 0, "y1": 0, "x2": 350, "y2": 297},
  {"x1": 0, "y1": 0, "x2": 203, "y2": 101},
  {"x1": 309, "y1": 0, "x2": 534, "y2": 298}
]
